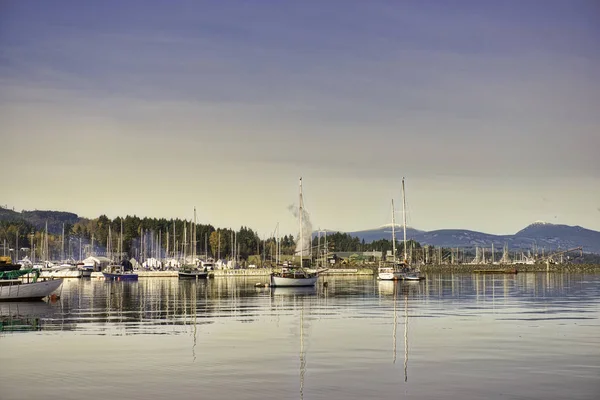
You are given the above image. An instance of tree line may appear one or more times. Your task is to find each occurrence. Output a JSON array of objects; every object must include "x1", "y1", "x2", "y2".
[{"x1": 1, "y1": 216, "x2": 422, "y2": 262}]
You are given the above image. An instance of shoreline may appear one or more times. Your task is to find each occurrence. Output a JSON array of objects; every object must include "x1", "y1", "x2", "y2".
[{"x1": 81, "y1": 264, "x2": 600, "y2": 279}]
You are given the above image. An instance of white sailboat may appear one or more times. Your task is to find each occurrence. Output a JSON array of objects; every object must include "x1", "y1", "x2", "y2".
[
  {"x1": 0, "y1": 269, "x2": 63, "y2": 301},
  {"x1": 399, "y1": 178, "x2": 423, "y2": 281},
  {"x1": 378, "y1": 199, "x2": 405, "y2": 280},
  {"x1": 39, "y1": 263, "x2": 84, "y2": 279},
  {"x1": 103, "y1": 223, "x2": 138, "y2": 281},
  {"x1": 179, "y1": 208, "x2": 208, "y2": 280},
  {"x1": 378, "y1": 178, "x2": 423, "y2": 281},
  {"x1": 270, "y1": 178, "x2": 318, "y2": 287}
]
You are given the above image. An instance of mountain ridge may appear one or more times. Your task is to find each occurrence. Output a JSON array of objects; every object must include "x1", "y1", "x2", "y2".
[
  {"x1": 2, "y1": 207, "x2": 599, "y2": 254},
  {"x1": 334, "y1": 222, "x2": 600, "y2": 254}
]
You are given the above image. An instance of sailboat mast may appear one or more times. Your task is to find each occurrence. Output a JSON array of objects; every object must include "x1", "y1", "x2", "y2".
[
  {"x1": 324, "y1": 230, "x2": 327, "y2": 267},
  {"x1": 391, "y1": 199, "x2": 397, "y2": 263},
  {"x1": 275, "y1": 222, "x2": 280, "y2": 265},
  {"x1": 299, "y1": 177, "x2": 303, "y2": 269},
  {"x1": 44, "y1": 221, "x2": 48, "y2": 261},
  {"x1": 402, "y1": 177, "x2": 407, "y2": 263},
  {"x1": 193, "y1": 207, "x2": 197, "y2": 262},
  {"x1": 120, "y1": 219, "x2": 123, "y2": 261},
  {"x1": 61, "y1": 223, "x2": 65, "y2": 261},
  {"x1": 184, "y1": 222, "x2": 187, "y2": 263}
]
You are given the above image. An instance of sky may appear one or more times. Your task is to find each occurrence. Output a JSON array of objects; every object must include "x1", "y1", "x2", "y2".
[{"x1": 1, "y1": 0, "x2": 599, "y2": 237}]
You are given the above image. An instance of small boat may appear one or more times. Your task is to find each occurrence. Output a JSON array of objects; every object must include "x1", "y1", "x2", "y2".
[
  {"x1": 271, "y1": 264, "x2": 318, "y2": 287},
  {"x1": 0, "y1": 256, "x2": 22, "y2": 273},
  {"x1": 102, "y1": 260, "x2": 138, "y2": 281},
  {"x1": 40, "y1": 263, "x2": 84, "y2": 279},
  {"x1": 378, "y1": 198, "x2": 412, "y2": 280},
  {"x1": 379, "y1": 178, "x2": 424, "y2": 282},
  {"x1": 103, "y1": 223, "x2": 138, "y2": 281},
  {"x1": 0, "y1": 269, "x2": 63, "y2": 301},
  {"x1": 201, "y1": 258, "x2": 216, "y2": 270},
  {"x1": 270, "y1": 178, "x2": 319, "y2": 288},
  {"x1": 178, "y1": 267, "x2": 208, "y2": 280},
  {"x1": 77, "y1": 263, "x2": 94, "y2": 278},
  {"x1": 378, "y1": 263, "x2": 406, "y2": 281},
  {"x1": 402, "y1": 271, "x2": 425, "y2": 281}
]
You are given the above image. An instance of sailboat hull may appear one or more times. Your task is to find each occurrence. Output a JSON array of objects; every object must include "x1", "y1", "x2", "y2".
[
  {"x1": 378, "y1": 271, "x2": 405, "y2": 280},
  {"x1": 270, "y1": 275, "x2": 318, "y2": 287},
  {"x1": 178, "y1": 271, "x2": 208, "y2": 279},
  {"x1": 40, "y1": 269, "x2": 84, "y2": 279},
  {"x1": 402, "y1": 273, "x2": 425, "y2": 281},
  {"x1": 0, "y1": 279, "x2": 63, "y2": 301},
  {"x1": 102, "y1": 273, "x2": 138, "y2": 281}
]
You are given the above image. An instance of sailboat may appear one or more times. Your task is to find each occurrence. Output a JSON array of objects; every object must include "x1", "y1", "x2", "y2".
[
  {"x1": 179, "y1": 208, "x2": 208, "y2": 280},
  {"x1": 0, "y1": 269, "x2": 63, "y2": 301},
  {"x1": 379, "y1": 178, "x2": 424, "y2": 281},
  {"x1": 378, "y1": 199, "x2": 405, "y2": 280},
  {"x1": 270, "y1": 178, "x2": 318, "y2": 287},
  {"x1": 398, "y1": 178, "x2": 424, "y2": 281},
  {"x1": 103, "y1": 222, "x2": 138, "y2": 281}
]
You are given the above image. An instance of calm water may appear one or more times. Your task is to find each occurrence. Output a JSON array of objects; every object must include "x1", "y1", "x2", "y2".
[{"x1": 1, "y1": 273, "x2": 599, "y2": 400}]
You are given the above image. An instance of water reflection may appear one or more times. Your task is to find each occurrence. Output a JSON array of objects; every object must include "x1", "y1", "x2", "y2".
[
  {"x1": 2, "y1": 273, "x2": 599, "y2": 400},
  {"x1": 300, "y1": 307, "x2": 306, "y2": 400},
  {"x1": 420, "y1": 272, "x2": 595, "y2": 301},
  {"x1": 0, "y1": 301, "x2": 56, "y2": 332},
  {"x1": 2, "y1": 274, "x2": 598, "y2": 336},
  {"x1": 379, "y1": 281, "x2": 419, "y2": 383}
]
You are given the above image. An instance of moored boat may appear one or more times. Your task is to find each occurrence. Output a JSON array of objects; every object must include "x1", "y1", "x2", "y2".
[
  {"x1": 102, "y1": 260, "x2": 138, "y2": 281},
  {"x1": 378, "y1": 200, "x2": 406, "y2": 281},
  {"x1": 178, "y1": 268, "x2": 208, "y2": 280},
  {"x1": 40, "y1": 263, "x2": 84, "y2": 279},
  {"x1": 378, "y1": 263, "x2": 407, "y2": 281},
  {"x1": 379, "y1": 178, "x2": 424, "y2": 282},
  {"x1": 0, "y1": 256, "x2": 21, "y2": 273},
  {"x1": 270, "y1": 178, "x2": 319, "y2": 288},
  {"x1": 0, "y1": 269, "x2": 63, "y2": 301},
  {"x1": 77, "y1": 263, "x2": 94, "y2": 278},
  {"x1": 271, "y1": 265, "x2": 318, "y2": 287}
]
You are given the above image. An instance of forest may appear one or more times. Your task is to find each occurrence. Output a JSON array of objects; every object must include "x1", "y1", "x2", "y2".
[{"x1": 0, "y1": 208, "x2": 407, "y2": 262}]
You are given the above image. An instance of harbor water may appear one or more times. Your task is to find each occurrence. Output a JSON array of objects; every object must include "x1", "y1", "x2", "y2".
[{"x1": 1, "y1": 273, "x2": 599, "y2": 399}]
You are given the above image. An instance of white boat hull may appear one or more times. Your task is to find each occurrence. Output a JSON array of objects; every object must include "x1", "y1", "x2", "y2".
[
  {"x1": 270, "y1": 275, "x2": 318, "y2": 287},
  {"x1": 0, "y1": 279, "x2": 63, "y2": 301},
  {"x1": 403, "y1": 273, "x2": 423, "y2": 281},
  {"x1": 40, "y1": 269, "x2": 83, "y2": 279},
  {"x1": 378, "y1": 271, "x2": 404, "y2": 280}
]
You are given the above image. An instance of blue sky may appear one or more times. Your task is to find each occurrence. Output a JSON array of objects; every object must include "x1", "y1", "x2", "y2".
[{"x1": 1, "y1": 0, "x2": 599, "y2": 236}]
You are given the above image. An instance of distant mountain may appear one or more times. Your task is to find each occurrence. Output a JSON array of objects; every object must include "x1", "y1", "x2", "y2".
[
  {"x1": 0, "y1": 207, "x2": 80, "y2": 234},
  {"x1": 0, "y1": 207, "x2": 22, "y2": 222},
  {"x1": 513, "y1": 222, "x2": 600, "y2": 253},
  {"x1": 345, "y1": 225, "x2": 425, "y2": 243},
  {"x1": 336, "y1": 222, "x2": 600, "y2": 254},
  {"x1": 411, "y1": 229, "x2": 508, "y2": 248}
]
